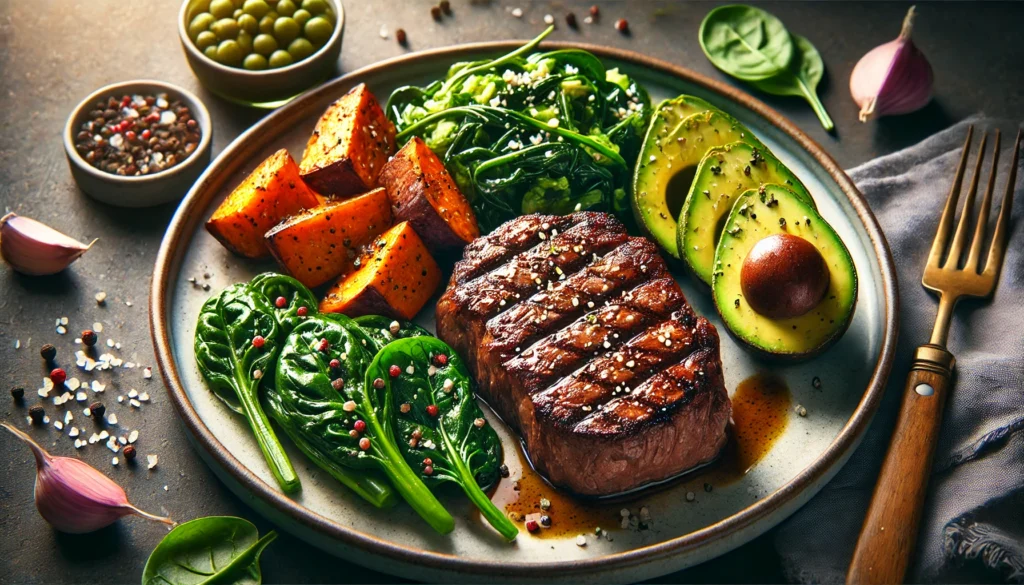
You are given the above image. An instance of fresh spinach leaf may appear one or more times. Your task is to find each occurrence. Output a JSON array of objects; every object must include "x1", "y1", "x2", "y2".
[
  {"x1": 368, "y1": 337, "x2": 517, "y2": 541},
  {"x1": 195, "y1": 285, "x2": 300, "y2": 493},
  {"x1": 142, "y1": 516, "x2": 276, "y2": 585},
  {"x1": 247, "y1": 272, "x2": 318, "y2": 331},
  {"x1": 748, "y1": 34, "x2": 834, "y2": 131},
  {"x1": 267, "y1": 315, "x2": 454, "y2": 533},
  {"x1": 352, "y1": 315, "x2": 431, "y2": 353},
  {"x1": 699, "y1": 5, "x2": 834, "y2": 130}
]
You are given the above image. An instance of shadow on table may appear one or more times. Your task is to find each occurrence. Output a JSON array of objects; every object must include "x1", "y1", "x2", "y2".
[
  {"x1": 872, "y1": 99, "x2": 959, "y2": 155},
  {"x1": 54, "y1": 522, "x2": 125, "y2": 561}
]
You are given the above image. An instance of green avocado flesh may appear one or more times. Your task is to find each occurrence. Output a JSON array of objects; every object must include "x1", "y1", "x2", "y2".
[
  {"x1": 713, "y1": 185, "x2": 857, "y2": 357},
  {"x1": 632, "y1": 95, "x2": 762, "y2": 259},
  {"x1": 679, "y1": 141, "x2": 815, "y2": 285}
]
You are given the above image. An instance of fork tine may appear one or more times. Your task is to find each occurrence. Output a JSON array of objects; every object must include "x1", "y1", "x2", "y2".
[
  {"x1": 928, "y1": 126, "x2": 974, "y2": 268},
  {"x1": 965, "y1": 130, "x2": 1001, "y2": 272},
  {"x1": 944, "y1": 131, "x2": 988, "y2": 269},
  {"x1": 983, "y1": 128, "x2": 1021, "y2": 278}
]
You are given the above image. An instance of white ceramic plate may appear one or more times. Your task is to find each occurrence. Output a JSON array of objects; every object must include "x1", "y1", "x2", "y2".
[{"x1": 151, "y1": 42, "x2": 897, "y2": 584}]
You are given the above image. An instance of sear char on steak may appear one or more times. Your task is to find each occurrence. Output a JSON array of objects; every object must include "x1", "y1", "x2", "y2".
[{"x1": 436, "y1": 212, "x2": 731, "y2": 496}]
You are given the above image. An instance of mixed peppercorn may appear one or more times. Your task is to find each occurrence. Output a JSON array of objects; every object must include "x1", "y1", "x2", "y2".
[{"x1": 73, "y1": 93, "x2": 202, "y2": 177}]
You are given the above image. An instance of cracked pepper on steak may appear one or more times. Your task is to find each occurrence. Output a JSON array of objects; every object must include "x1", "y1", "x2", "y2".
[{"x1": 436, "y1": 212, "x2": 731, "y2": 496}]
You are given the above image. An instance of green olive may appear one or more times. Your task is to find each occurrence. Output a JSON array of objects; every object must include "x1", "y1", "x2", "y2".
[
  {"x1": 233, "y1": 8, "x2": 243, "y2": 18},
  {"x1": 253, "y1": 33, "x2": 278, "y2": 55},
  {"x1": 268, "y1": 49, "x2": 294, "y2": 68},
  {"x1": 303, "y1": 15, "x2": 332, "y2": 45},
  {"x1": 322, "y1": 6, "x2": 334, "y2": 24},
  {"x1": 243, "y1": 53, "x2": 269, "y2": 70},
  {"x1": 258, "y1": 15, "x2": 275, "y2": 33},
  {"x1": 211, "y1": 17, "x2": 240, "y2": 40},
  {"x1": 215, "y1": 39, "x2": 244, "y2": 66},
  {"x1": 292, "y1": 8, "x2": 311, "y2": 27},
  {"x1": 300, "y1": 0, "x2": 328, "y2": 15},
  {"x1": 208, "y1": 0, "x2": 235, "y2": 19},
  {"x1": 237, "y1": 30, "x2": 254, "y2": 53},
  {"x1": 195, "y1": 30, "x2": 218, "y2": 50},
  {"x1": 237, "y1": 13, "x2": 258, "y2": 34},
  {"x1": 275, "y1": 0, "x2": 297, "y2": 16},
  {"x1": 204, "y1": 45, "x2": 219, "y2": 60},
  {"x1": 287, "y1": 37, "x2": 315, "y2": 60},
  {"x1": 242, "y1": 0, "x2": 270, "y2": 19},
  {"x1": 273, "y1": 17, "x2": 300, "y2": 44},
  {"x1": 188, "y1": 12, "x2": 216, "y2": 40}
]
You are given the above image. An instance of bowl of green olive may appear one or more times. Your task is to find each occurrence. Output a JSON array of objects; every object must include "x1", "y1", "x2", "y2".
[{"x1": 179, "y1": 0, "x2": 344, "y2": 108}]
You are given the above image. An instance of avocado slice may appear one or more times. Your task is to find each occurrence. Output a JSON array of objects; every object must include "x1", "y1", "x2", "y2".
[
  {"x1": 632, "y1": 95, "x2": 762, "y2": 259},
  {"x1": 712, "y1": 185, "x2": 857, "y2": 358},
  {"x1": 679, "y1": 141, "x2": 815, "y2": 285}
]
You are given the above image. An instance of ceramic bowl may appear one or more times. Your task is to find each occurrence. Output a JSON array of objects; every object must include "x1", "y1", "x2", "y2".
[
  {"x1": 178, "y1": 0, "x2": 345, "y2": 109},
  {"x1": 63, "y1": 80, "x2": 213, "y2": 209}
]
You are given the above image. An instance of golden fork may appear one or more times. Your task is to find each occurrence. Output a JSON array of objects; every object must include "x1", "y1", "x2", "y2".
[{"x1": 847, "y1": 126, "x2": 1020, "y2": 585}]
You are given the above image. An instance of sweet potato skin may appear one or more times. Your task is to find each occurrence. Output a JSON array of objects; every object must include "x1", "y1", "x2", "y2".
[
  {"x1": 299, "y1": 84, "x2": 396, "y2": 198},
  {"x1": 319, "y1": 221, "x2": 441, "y2": 320},
  {"x1": 206, "y1": 149, "x2": 321, "y2": 258},
  {"x1": 379, "y1": 137, "x2": 480, "y2": 253},
  {"x1": 264, "y1": 187, "x2": 393, "y2": 288}
]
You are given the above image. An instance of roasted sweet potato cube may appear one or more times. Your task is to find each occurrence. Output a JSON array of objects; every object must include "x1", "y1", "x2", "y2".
[
  {"x1": 379, "y1": 137, "x2": 480, "y2": 253},
  {"x1": 264, "y1": 187, "x2": 393, "y2": 289},
  {"x1": 299, "y1": 83, "x2": 396, "y2": 198},
  {"x1": 206, "y1": 149, "x2": 321, "y2": 258},
  {"x1": 319, "y1": 221, "x2": 441, "y2": 320}
]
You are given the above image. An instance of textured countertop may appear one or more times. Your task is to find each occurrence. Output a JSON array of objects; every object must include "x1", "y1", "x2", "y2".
[{"x1": 1, "y1": 1, "x2": 1021, "y2": 583}]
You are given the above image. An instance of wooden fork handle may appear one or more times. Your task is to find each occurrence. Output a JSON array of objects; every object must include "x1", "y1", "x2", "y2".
[{"x1": 847, "y1": 344, "x2": 955, "y2": 585}]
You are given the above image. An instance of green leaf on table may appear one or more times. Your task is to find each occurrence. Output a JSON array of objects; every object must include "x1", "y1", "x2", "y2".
[
  {"x1": 749, "y1": 35, "x2": 834, "y2": 131},
  {"x1": 367, "y1": 337, "x2": 517, "y2": 541},
  {"x1": 194, "y1": 284, "x2": 300, "y2": 493},
  {"x1": 699, "y1": 5, "x2": 834, "y2": 131},
  {"x1": 142, "y1": 516, "x2": 277, "y2": 585}
]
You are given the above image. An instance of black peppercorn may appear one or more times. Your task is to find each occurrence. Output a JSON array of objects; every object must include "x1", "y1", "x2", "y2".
[
  {"x1": 11, "y1": 387, "x2": 25, "y2": 400},
  {"x1": 704, "y1": 482, "x2": 713, "y2": 492},
  {"x1": 123, "y1": 445, "x2": 137, "y2": 462},
  {"x1": 81, "y1": 330, "x2": 98, "y2": 347},
  {"x1": 499, "y1": 463, "x2": 510, "y2": 478},
  {"x1": 439, "y1": 0, "x2": 451, "y2": 15},
  {"x1": 540, "y1": 515, "x2": 552, "y2": 527},
  {"x1": 28, "y1": 405, "x2": 45, "y2": 424},
  {"x1": 565, "y1": 12, "x2": 578, "y2": 28},
  {"x1": 40, "y1": 344, "x2": 57, "y2": 361},
  {"x1": 89, "y1": 401, "x2": 105, "y2": 420},
  {"x1": 396, "y1": 28, "x2": 407, "y2": 46},
  {"x1": 430, "y1": 5, "x2": 442, "y2": 20}
]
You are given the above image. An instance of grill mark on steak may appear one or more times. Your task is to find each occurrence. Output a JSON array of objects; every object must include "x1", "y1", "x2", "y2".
[
  {"x1": 531, "y1": 310, "x2": 709, "y2": 430},
  {"x1": 504, "y1": 277, "x2": 684, "y2": 398},
  {"x1": 483, "y1": 237, "x2": 666, "y2": 363},
  {"x1": 575, "y1": 346, "x2": 723, "y2": 436},
  {"x1": 450, "y1": 214, "x2": 579, "y2": 285}
]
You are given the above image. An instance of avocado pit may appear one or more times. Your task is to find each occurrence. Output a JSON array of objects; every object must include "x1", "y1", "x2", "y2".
[{"x1": 740, "y1": 233, "x2": 829, "y2": 320}]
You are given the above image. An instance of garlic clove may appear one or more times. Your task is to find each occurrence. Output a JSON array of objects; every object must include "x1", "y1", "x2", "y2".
[
  {"x1": 0, "y1": 213, "x2": 97, "y2": 276},
  {"x1": 2, "y1": 422, "x2": 173, "y2": 533},
  {"x1": 850, "y1": 6, "x2": 934, "y2": 122}
]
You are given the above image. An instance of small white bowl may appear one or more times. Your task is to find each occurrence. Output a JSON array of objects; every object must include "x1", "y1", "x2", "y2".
[
  {"x1": 178, "y1": 0, "x2": 345, "y2": 108},
  {"x1": 63, "y1": 80, "x2": 213, "y2": 208}
]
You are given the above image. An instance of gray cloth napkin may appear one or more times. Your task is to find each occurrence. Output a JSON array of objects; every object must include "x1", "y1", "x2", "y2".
[{"x1": 773, "y1": 117, "x2": 1024, "y2": 584}]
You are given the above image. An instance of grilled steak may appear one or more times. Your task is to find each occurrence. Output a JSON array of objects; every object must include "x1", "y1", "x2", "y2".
[{"x1": 436, "y1": 212, "x2": 731, "y2": 495}]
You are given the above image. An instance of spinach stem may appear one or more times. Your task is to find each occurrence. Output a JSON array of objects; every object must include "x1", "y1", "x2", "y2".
[
  {"x1": 440, "y1": 424, "x2": 519, "y2": 541},
  {"x1": 234, "y1": 371, "x2": 300, "y2": 494},
  {"x1": 798, "y1": 77, "x2": 834, "y2": 131}
]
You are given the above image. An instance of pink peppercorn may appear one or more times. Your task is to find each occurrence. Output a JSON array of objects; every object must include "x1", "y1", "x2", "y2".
[
  {"x1": 317, "y1": 338, "x2": 329, "y2": 352},
  {"x1": 526, "y1": 520, "x2": 539, "y2": 533},
  {"x1": 275, "y1": 296, "x2": 287, "y2": 308},
  {"x1": 297, "y1": 306, "x2": 308, "y2": 316},
  {"x1": 354, "y1": 420, "x2": 366, "y2": 432},
  {"x1": 423, "y1": 466, "x2": 434, "y2": 476},
  {"x1": 329, "y1": 358, "x2": 341, "y2": 369},
  {"x1": 49, "y1": 368, "x2": 67, "y2": 386},
  {"x1": 423, "y1": 458, "x2": 433, "y2": 466},
  {"x1": 252, "y1": 336, "x2": 265, "y2": 348},
  {"x1": 434, "y1": 353, "x2": 448, "y2": 367},
  {"x1": 426, "y1": 404, "x2": 439, "y2": 417},
  {"x1": 141, "y1": 129, "x2": 151, "y2": 140},
  {"x1": 359, "y1": 437, "x2": 371, "y2": 450},
  {"x1": 389, "y1": 364, "x2": 401, "y2": 378}
]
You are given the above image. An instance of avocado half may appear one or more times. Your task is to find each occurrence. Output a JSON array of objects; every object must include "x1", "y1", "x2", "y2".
[
  {"x1": 632, "y1": 95, "x2": 762, "y2": 259},
  {"x1": 679, "y1": 141, "x2": 816, "y2": 285},
  {"x1": 712, "y1": 184, "x2": 857, "y2": 359}
]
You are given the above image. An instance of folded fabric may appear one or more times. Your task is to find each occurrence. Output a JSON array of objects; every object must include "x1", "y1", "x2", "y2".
[{"x1": 773, "y1": 117, "x2": 1024, "y2": 584}]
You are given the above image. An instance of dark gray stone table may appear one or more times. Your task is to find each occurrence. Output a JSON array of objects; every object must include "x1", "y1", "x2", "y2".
[{"x1": 1, "y1": 1, "x2": 1021, "y2": 583}]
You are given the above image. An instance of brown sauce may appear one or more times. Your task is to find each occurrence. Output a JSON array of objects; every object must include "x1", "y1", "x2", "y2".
[{"x1": 489, "y1": 373, "x2": 791, "y2": 538}]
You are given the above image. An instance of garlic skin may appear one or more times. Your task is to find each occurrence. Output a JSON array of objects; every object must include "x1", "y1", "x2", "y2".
[
  {"x1": 0, "y1": 213, "x2": 97, "y2": 276},
  {"x1": 2, "y1": 422, "x2": 173, "y2": 534},
  {"x1": 850, "y1": 6, "x2": 934, "y2": 122}
]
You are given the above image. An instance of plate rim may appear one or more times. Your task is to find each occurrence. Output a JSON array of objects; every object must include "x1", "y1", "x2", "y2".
[{"x1": 150, "y1": 40, "x2": 899, "y2": 578}]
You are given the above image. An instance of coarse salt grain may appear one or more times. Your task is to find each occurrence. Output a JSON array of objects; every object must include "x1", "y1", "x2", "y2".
[
  {"x1": 143, "y1": 367, "x2": 152, "y2": 379},
  {"x1": 107, "y1": 413, "x2": 118, "y2": 425},
  {"x1": 511, "y1": 7, "x2": 523, "y2": 18},
  {"x1": 130, "y1": 399, "x2": 141, "y2": 408},
  {"x1": 147, "y1": 454, "x2": 158, "y2": 469},
  {"x1": 76, "y1": 391, "x2": 87, "y2": 402},
  {"x1": 128, "y1": 430, "x2": 139, "y2": 443},
  {"x1": 342, "y1": 400, "x2": 357, "y2": 412},
  {"x1": 139, "y1": 392, "x2": 150, "y2": 402},
  {"x1": 576, "y1": 534, "x2": 587, "y2": 547}
]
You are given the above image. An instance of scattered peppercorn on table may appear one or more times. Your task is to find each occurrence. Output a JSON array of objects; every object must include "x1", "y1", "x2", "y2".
[{"x1": 1, "y1": 1, "x2": 1021, "y2": 583}]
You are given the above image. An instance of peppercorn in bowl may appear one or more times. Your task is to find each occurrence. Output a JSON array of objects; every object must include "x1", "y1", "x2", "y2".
[
  {"x1": 63, "y1": 80, "x2": 213, "y2": 208},
  {"x1": 179, "y1": 0, "x2": 344, "y2": 108}
]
